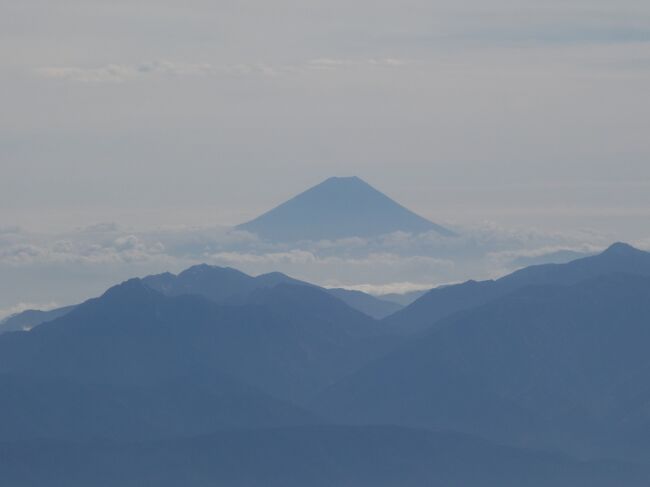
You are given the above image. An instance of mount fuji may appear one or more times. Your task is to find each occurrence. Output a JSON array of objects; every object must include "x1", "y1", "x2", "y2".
[{"x1": 237, "y1": 176, "x2": 454, "y2": 242}]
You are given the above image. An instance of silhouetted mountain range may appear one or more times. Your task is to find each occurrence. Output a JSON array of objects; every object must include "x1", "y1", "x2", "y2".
[
  {"x1": 143, "y1": 264, "x2": 402, "y2": 319},
  {"x1": 0, "y1": 305, "x2": 75, "y2": 334},
  {"x1": 385, "y1": 242, "x2": 650, "y2": 333},
  {"x1": 0, "y1": 278, "x2": 397, "y2": 414},
  {"x1": 3, "y1": 242, "x2": 650, "y2": 485},
  {"x1": 237, "y1": 176, "x2": 454, "y2": 241},
  {"x1": 0, "y1": 281, "x2": 320, "y2": 441},
  {"x1": 0, "y1": 266, "x2": 402, "y2": 337},
  {"x1": 3, "y1": 426, "x2": 647, "y2": 487},
  {"x1": 319, "y1": 271, "x2": 650, "y2": 460}
]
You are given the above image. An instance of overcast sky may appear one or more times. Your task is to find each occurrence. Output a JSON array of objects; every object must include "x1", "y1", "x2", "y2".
[
  {"x1": 3, "y1": 0, "x2": 649, "y2": 231},
  {"x1": 1, "y1": 0, "x2": 650, "y2": 316}
]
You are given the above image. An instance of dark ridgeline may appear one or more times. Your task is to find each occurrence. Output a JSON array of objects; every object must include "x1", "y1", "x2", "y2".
[
  {"x1": 0, "y1": 278, "x2": 394, "y2": 430},
  {"x1": 316, "y1": 272, "x2": 650, "y2": 461},
  {"x1": 2, "y1": 243, "x2": 650, "y2": 485},
  {"x1": 0, "y1": 280, "x2": 320, "y2": 442},
  {"x1": 0, "y1": 266, "x2": 402, "y2": 337},
  {"x1": 237, "y1": 176, "x2": 455, "y2": 241},
  {"x1": 142, "y1": 264, "x2": 403, "y2": 319},
  {"x1": 0, "y1": 305, "x2": 76, "y2": 334},
  {"x1": 384, "y1": 242, "x2": 650, "y2": 333}
]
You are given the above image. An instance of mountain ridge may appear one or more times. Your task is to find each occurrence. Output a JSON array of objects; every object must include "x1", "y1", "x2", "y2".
[
  {"x1": 0, "y1": 265, "x2": 403, "y2": 336},
  {"x1": 384, "y1": 242, "x2": 650, "y2": 333},
  {"x1": 143, "y1": 264, "x2": 402, "y2": 319},
  {"x1": 317, "y1": 272, "x2": 650, "y2": 460}
]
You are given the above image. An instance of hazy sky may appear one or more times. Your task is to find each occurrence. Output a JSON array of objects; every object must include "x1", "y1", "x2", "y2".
[
  {"x1": 3, "y1": 0, "x2": 649, "y2": 231},
  {"x1": 2, "y1": 0, "x2": 650, "y2": 316}
]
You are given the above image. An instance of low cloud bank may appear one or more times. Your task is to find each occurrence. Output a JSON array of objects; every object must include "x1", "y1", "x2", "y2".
[{"x1": 0, "y1": 221, "x2": 631, "y2": 318}]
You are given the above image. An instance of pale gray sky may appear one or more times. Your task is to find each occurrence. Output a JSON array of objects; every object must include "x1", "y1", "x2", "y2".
[{"x1": 1, "y1": 0, "x2": 650, "y2": 315}]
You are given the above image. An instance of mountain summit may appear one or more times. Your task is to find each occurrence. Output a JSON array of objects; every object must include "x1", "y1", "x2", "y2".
[{"x1": 237, "y1": 176, "x2": 454, "y2": 241}]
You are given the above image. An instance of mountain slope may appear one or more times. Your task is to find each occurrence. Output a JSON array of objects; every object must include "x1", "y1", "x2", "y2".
[
  {"x1": 386, "y1": 242, "x2": 650, "y2": 333},
  {"x1": 143, "y1": 265, "x2": 260, "y2": 304},
  {"x1": 317, "y1": 273, "x2": 650, "y2": 460},
  {"x1": 0, "y1": 372, "x2": 317, "y2": 442},
  {"x1": 0, "y1": 277, "x2": 394, "y2": 420},
  {"x1": 2, "y1": 426, "x2": 647, "y2": 487},
  {"x1": 378, "y1": 289, "x2": 428, "y2": 307},
  {"x1": 237, "y1": 176, "x2": 454, "y2": 241},
  {"x1": 325, "y1": 288, "x2": 402, "y2": 319},
  {"x1": 0, "y1": 305, "x2": 75, "y2": 334},
  {"x1": 0, "y1": 281, "x2": 320, "y2": 441}
]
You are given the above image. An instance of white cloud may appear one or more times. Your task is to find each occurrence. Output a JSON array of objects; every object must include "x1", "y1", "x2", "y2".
[
  {"x1": 307, "y1": 58, "x2": 411, "y2": 70},
  {"x1": 37, "y1": 65, "x2": 137, "y2": 83},
  {"x1": 36, "y1": 58, "x2": 413, "y2": 83},
  {"x1": 0, "y1": 220, "x2": 641, "y2": 313},
  {"x1": 329, "y1": 282, "x2": 434, "y2": 296},
  {"x1": 0, "y1": 235, "x2": 168, "y2": 266},
  {"x1": 205, "y1": 249, "x2": 456, "y2": 288},
  {"x1": 37, "y1": 61, "x2": 214, "y2": 83}
]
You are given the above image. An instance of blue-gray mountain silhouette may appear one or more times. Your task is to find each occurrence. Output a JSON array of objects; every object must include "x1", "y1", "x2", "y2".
[
  {"x1": 237, "y1": 176, "x2": 454, "y2": 241},
  {"x1": 0, "y1": 276, "x2": 397, "y2": 431},
  {"x1": 0, "y1": 281, "x2": 323, "y2": 441},
  {"x1": 4, "y1": 242, "x2": 650, "y2": 485},
  {"x1": 378, "y1": 289, "x2": 428, "y2": 306},
  {"x1": 326, "y1": 288, "x2": 402, "y2": 319},
  {"x1": 143, "y1": 264, "x2": 402, "y2": 319},
  {"x1": 317, "y1": 272, "x2": 650, "y2": 461},
  {"x1": 385, "y1": 242, "x2": 650, "y2": 333},
  {"x1": 3, "y1": 426, "x2": 648, "y2": 487},
  {"x1": 0, "y1": 305, "x2": 75, "y2": 334},
  {"x1": 0, "y1": 266, "x2": 401, "y2": 337}
]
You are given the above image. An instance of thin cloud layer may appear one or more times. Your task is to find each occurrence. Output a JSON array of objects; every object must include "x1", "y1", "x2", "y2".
[
  {"x1": 0, "y1": 221, "x2": 631, "y2": 319},
  {"x1": 37, "y1": 58, "x2": 412, "y2": 83}
]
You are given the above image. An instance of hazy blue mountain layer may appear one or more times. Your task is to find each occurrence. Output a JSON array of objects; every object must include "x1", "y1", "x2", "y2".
[
  {"x1": 327, "y1": 288, "x2": 402, "y2": 319},
  {"x1": 0, "y1": 266, "x2": 402, "y2": 338},
  {"x1": 378, "y1": 289, "x2": 428, "y2": 306},
  {"x1": 2, "y1": 426, "x2": 647, "y2": 487},
  {"x1": 385, "y1": 242, "x2": 650, "y2": 333},
  {"x1": 0, "y1": 305, "x2": 76, "y2": 334},
  {"x1": 3, "y1": 243, "x2": 650, "y2": 485},
  {"x1": 0, "y1": 278, "x2": 398, "y2": 418},
  {"x1": 318, "y1": 272, "x2": 650, "y2": 460},
  {"x1": 143, "y1": 264, "x2": 402, "y2": 319}
]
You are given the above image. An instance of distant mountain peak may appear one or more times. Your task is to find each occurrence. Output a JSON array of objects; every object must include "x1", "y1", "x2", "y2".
[
  {"x1": 179, "y1": 264, "x2": 244, "y2": 277},
  {"x1": 317, "y1": 176, "x2": 374, "y2": 191},
  {"x1": 323, "y1": 175, "x2": 363, "y2": 183},
  {"x1": 602, "y1": 242, "x2": 642, "y2": 256},
  {"x1": 100, "y1": 278, "x2": 155, "y2": 300},
  {"x1": 258, "y1": 271, "x2": 292, "y2": 279},
  {"x1": 237, "y1": 176, "x2": 455, "y2": 241}
]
